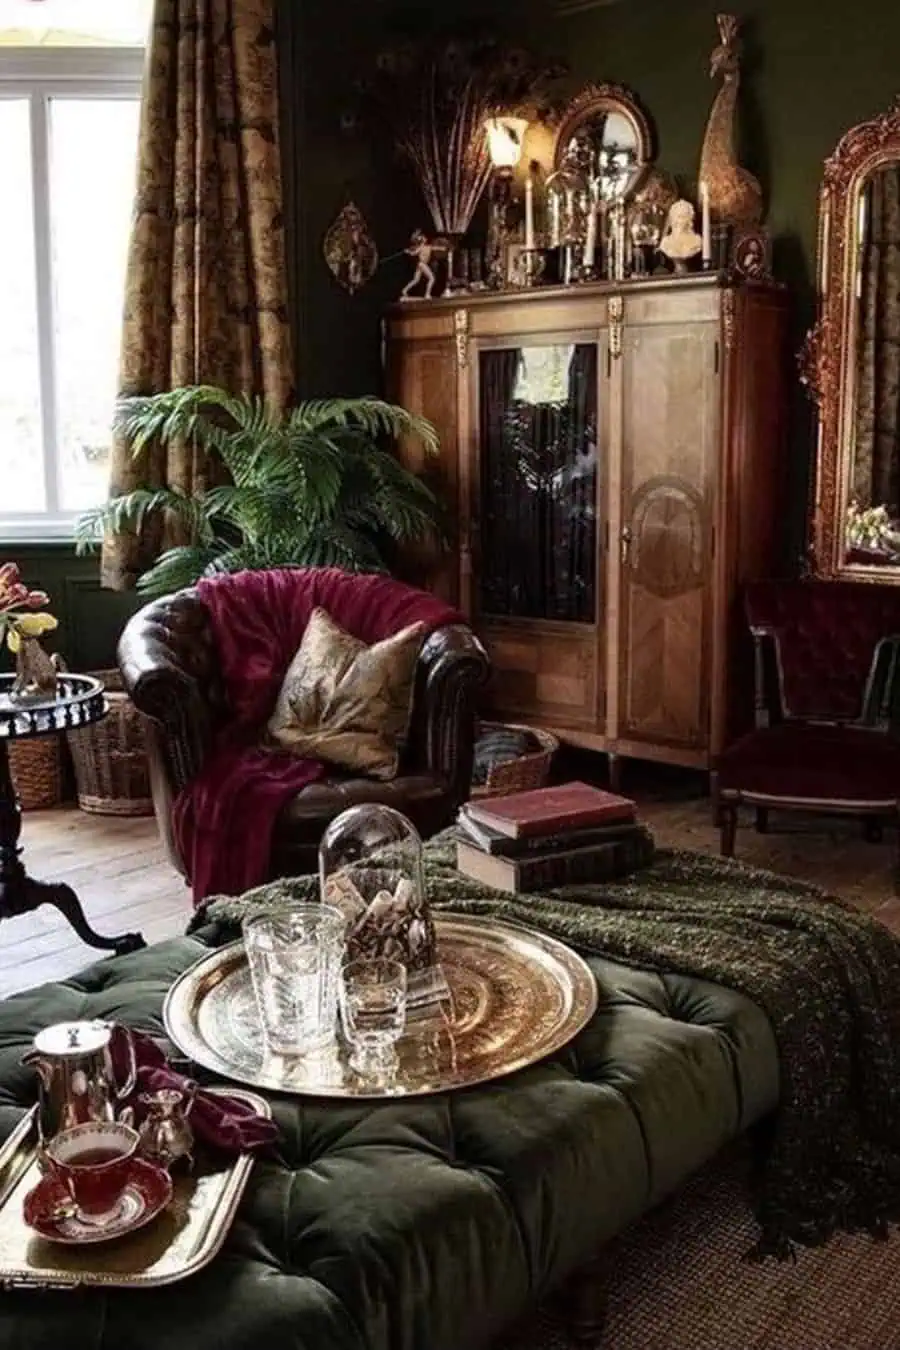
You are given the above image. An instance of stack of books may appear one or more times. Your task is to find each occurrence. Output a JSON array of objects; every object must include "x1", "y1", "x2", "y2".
[{"x1": 455, "y1": 780, "x2": 652, "y2": 894}]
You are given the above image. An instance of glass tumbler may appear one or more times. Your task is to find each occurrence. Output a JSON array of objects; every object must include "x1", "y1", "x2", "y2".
[
  {"x1": 340, "y1": 957, "x2": 408, "y2": 1069},
  {"x1": 243, "y1": 904, "x2": 345, "y2": 1056}
]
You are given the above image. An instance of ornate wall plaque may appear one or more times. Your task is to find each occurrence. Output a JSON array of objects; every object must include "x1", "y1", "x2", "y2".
[{"x1": 323, "y1": 202, "x2": 378, "y2": 295}]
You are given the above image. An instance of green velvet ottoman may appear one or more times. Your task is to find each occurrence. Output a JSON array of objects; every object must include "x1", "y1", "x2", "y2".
[{"x1": 0, "y1": 924, "x2": 778, "y2": 1350}]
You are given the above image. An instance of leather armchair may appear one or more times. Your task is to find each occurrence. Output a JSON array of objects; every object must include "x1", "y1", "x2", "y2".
[{"x1": 118, "y1": 587, "x2": 490, "y2": 881}]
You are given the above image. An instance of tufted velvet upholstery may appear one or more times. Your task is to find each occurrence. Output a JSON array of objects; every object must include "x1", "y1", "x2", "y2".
[
  {"x1": 744, "y1": 579, "x2": 900, "y2": 722},
  {"x1": 0, "y1": 929, "x2": 777, "y2": 1350}
]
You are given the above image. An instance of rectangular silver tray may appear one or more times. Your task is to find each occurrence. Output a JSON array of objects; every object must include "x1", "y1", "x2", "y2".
[{"x1": 0, "y1": 1087, "x2": 269, "y2": 1290}]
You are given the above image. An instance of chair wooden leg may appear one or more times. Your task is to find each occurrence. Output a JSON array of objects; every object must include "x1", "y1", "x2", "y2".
[
  {"x1": 720, "y1": 801, "x2": 737, "y2": 857},
  {"x1": 755, "y1": 807, "x2": 769, "y2": 834},
  {"x1": 710, "y1": 770, "x2": 723, "y2": 826}
]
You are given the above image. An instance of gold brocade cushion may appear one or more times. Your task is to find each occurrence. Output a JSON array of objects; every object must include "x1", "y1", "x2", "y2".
[{"x1": 265, "y1": 607, "x2": 427, "y2": 780}]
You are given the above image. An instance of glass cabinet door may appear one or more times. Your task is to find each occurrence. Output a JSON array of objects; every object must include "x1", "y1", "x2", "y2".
[{"x1": 477, "y1": 342, "x2": 599, "y2": 624}]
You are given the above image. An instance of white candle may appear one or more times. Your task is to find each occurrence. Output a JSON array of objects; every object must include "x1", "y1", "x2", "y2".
[
  {"x1": 700, "y1": 180, "x2": 712, "y2": 266},
  {"x1": 565, "y1": 187, "x2": 575, "y2": 240},
  {"x1": 550, "y1": 192, "x2": 561, "y2": 248},
  {"x1": 524, "y1": 175, "x2": 535, "y2": 251},
  {"x1": 584, "y1": 200, "x2": 597, "y2": 270}
]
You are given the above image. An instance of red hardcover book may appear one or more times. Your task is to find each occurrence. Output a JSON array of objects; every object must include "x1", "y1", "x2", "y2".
[{"x1": 465, "y1": 781, "x2": 636, "y2": 839}]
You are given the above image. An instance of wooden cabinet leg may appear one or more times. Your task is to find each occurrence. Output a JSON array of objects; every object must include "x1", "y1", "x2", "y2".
[{"x1": 607, "y1": 754, "x2": 623, "y2": 793}]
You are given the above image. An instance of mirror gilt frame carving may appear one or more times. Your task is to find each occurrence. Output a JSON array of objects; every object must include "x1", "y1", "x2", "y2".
[
  {"x1": 551, "y1": 81, "x2": 655, "y2": 182},
  {"x1": 803, "y1": 96, "x2": 900, "y2": 581}
]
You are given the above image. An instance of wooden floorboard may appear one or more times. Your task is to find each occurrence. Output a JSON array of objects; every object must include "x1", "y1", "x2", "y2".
[{"x1": 1, "y1": 790, "x2": 898, "y2": 998}]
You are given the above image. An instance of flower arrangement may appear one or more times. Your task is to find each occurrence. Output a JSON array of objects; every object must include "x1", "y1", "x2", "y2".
[
  {"x1": 846, "y1": 500, "x2": 896, "y2": 552},
  {"x1": 0, "y1": 563, "x2": 57, "y2": 655}
]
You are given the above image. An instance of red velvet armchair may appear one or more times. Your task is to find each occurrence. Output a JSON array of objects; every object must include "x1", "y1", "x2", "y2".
[{"x1": 715, "y1": 580, "x2": 900, "y2": 875}]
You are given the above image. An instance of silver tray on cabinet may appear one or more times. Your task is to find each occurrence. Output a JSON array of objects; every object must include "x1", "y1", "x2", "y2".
[{"x1": 163, "y1": 914, "x2": 598, "y2": 1099}]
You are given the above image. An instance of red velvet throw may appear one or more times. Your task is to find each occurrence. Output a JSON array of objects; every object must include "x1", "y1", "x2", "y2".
[
  {"x1": 172, "y1": 568, "x2": 461, "y2": 904},
  {"x1": 115, "y1": 1031, "x2": 278, "y2": 1153}
]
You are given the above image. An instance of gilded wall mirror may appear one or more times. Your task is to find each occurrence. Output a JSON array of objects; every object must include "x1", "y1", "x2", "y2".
[
  {"x1": 551, "y1": 82, "x2": 654, "y2": 203},
  {"x1": 805, "y1": 97, "x2": 900, "y2": 580}
]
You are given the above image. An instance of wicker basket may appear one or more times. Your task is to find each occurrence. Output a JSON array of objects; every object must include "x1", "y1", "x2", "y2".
[
  {"x1": 470, "y1": 721, "x2": 559, "y2": 799},
  {"x1": 8, "y1": 737, "x2": 64, "y2": 811},
  {"x1": 67, "y1": 669, "x2": 154, "y2": 816}
]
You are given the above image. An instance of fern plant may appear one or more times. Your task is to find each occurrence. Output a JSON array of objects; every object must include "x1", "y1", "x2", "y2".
[{"x1": 76, "y1": 386, "x2": 442, "y2": 597}]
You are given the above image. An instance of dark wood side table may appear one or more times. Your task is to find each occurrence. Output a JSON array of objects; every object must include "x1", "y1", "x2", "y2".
[{"x1": 0, "y1": 673, "x2": 145, "y2": 956}]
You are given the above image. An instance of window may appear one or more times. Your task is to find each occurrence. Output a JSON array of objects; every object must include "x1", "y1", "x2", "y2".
[{"x1": 0, "y1": 1, "x2": 150, "y2": 539}]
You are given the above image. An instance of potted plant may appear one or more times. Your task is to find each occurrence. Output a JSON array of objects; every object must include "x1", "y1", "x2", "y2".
[{"x1": 76, "y1": 387, "x2": 443, "y2": 597}]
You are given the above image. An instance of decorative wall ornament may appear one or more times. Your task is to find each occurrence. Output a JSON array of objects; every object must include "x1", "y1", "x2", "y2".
[
  {"x1": 698, "y1": 14, "x2": 763, "y2": 229},
  {"x1": 323, "y1": 202, "x2": 379, "y2": 295}
]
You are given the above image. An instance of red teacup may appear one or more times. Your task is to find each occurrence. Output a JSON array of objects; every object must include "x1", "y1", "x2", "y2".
[{"x1": 45, "y1": 1120, "x2": 139, "y2": 1224}]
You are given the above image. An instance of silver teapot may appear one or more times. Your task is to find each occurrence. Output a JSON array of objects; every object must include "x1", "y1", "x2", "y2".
[{"x1": 22, "y1": 1020, "x2": 137, "y2": 1143}]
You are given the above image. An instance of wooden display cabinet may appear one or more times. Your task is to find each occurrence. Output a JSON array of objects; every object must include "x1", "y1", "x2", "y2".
[{"x1": 385, "y1": 274, "x2": 789, "y2": 780}]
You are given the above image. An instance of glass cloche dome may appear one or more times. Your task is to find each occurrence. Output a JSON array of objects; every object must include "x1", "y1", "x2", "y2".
[{"x1": 319, "y1": 804, "x2": 435, "y2": 974}]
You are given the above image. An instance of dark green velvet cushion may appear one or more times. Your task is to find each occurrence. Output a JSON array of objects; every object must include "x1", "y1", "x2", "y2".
[{"x1": 0, "y1": 929, "x2": 778, "y2": 1350}]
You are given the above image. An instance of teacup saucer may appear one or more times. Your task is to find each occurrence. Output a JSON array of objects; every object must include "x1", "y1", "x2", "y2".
[{"x1": 24, "y1": 1158, "x2": 173, "y2": 1245}]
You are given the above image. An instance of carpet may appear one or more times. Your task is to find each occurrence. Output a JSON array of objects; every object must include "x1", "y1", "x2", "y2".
[{"x1": 507, "y1": 1145, "x2": 900, "y2": 1350}]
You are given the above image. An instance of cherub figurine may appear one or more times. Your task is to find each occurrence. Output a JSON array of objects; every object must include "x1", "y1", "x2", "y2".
[{"x1": 400, "y1": 230, "x2": 438, "y2": 300}]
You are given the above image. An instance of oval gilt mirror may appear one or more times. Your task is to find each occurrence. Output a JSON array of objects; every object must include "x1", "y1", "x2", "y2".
[
  {"x1": 551, "y1": 82, "x2": 654, "y2": 203},
  {"x1": 805, "y1": 99, "x2": 900, "y2": 580}
]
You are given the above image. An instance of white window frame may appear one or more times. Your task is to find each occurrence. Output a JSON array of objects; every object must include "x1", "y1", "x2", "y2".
[{"x1": 0, "y1": 45, "x2": 144, "y2": 542}]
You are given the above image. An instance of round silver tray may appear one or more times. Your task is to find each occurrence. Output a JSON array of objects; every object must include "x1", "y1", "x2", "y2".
[{"x1": 163, "y1": 913, "x2": 598, "y2": 1099}]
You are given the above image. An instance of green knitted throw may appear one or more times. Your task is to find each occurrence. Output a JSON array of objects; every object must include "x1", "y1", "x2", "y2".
[{"x1": 192, "y1": 834, "x2": 900, "y2": 1257}]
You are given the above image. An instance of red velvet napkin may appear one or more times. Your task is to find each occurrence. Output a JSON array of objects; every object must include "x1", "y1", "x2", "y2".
[{"x1": 114, "y1": 1030, "x2": 278, "y2": 1155}]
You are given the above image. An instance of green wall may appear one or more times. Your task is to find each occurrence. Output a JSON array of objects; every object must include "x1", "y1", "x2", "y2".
[
  {"x1": 545, "y1": 0, "x2": 900, "y2": 298},
  {"x1": 277, "y1": 0, "x2": 900, "y2": 563},
  {"x1": 524, "y1": 0, "x2": 900, "y2": 561}
]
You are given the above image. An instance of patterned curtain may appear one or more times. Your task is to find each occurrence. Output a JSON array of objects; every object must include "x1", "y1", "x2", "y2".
[
  {"x1": 101, "y1": 0, "x2": 293, "y2": 590},
  {"x1": 853, "y1": 165, "x2": 900, "y2": 515}
]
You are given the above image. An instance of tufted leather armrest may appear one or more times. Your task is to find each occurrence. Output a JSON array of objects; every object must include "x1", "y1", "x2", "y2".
[
  {"x1": 408, "y1": 624, "x2": 490, "y2": 806},
  {"x1": 118, "y1": 591, "x2": 231, "y2": 875}
]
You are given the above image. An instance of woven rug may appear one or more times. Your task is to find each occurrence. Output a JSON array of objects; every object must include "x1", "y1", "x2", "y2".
[{"x1": 505, "y1": 1145, "x2": 900, "y2": 1350}]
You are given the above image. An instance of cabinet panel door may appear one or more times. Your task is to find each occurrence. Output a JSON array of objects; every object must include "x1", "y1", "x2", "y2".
[
  {"x1": 474, "y1": 339, "x2": 605, "y2": 730},
  {"x1": 386, "y1": 338, "x2": 458, "y2": 603},
  {"x1": 615, "y1": 321, "x2": 719, "y2": 751}
]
